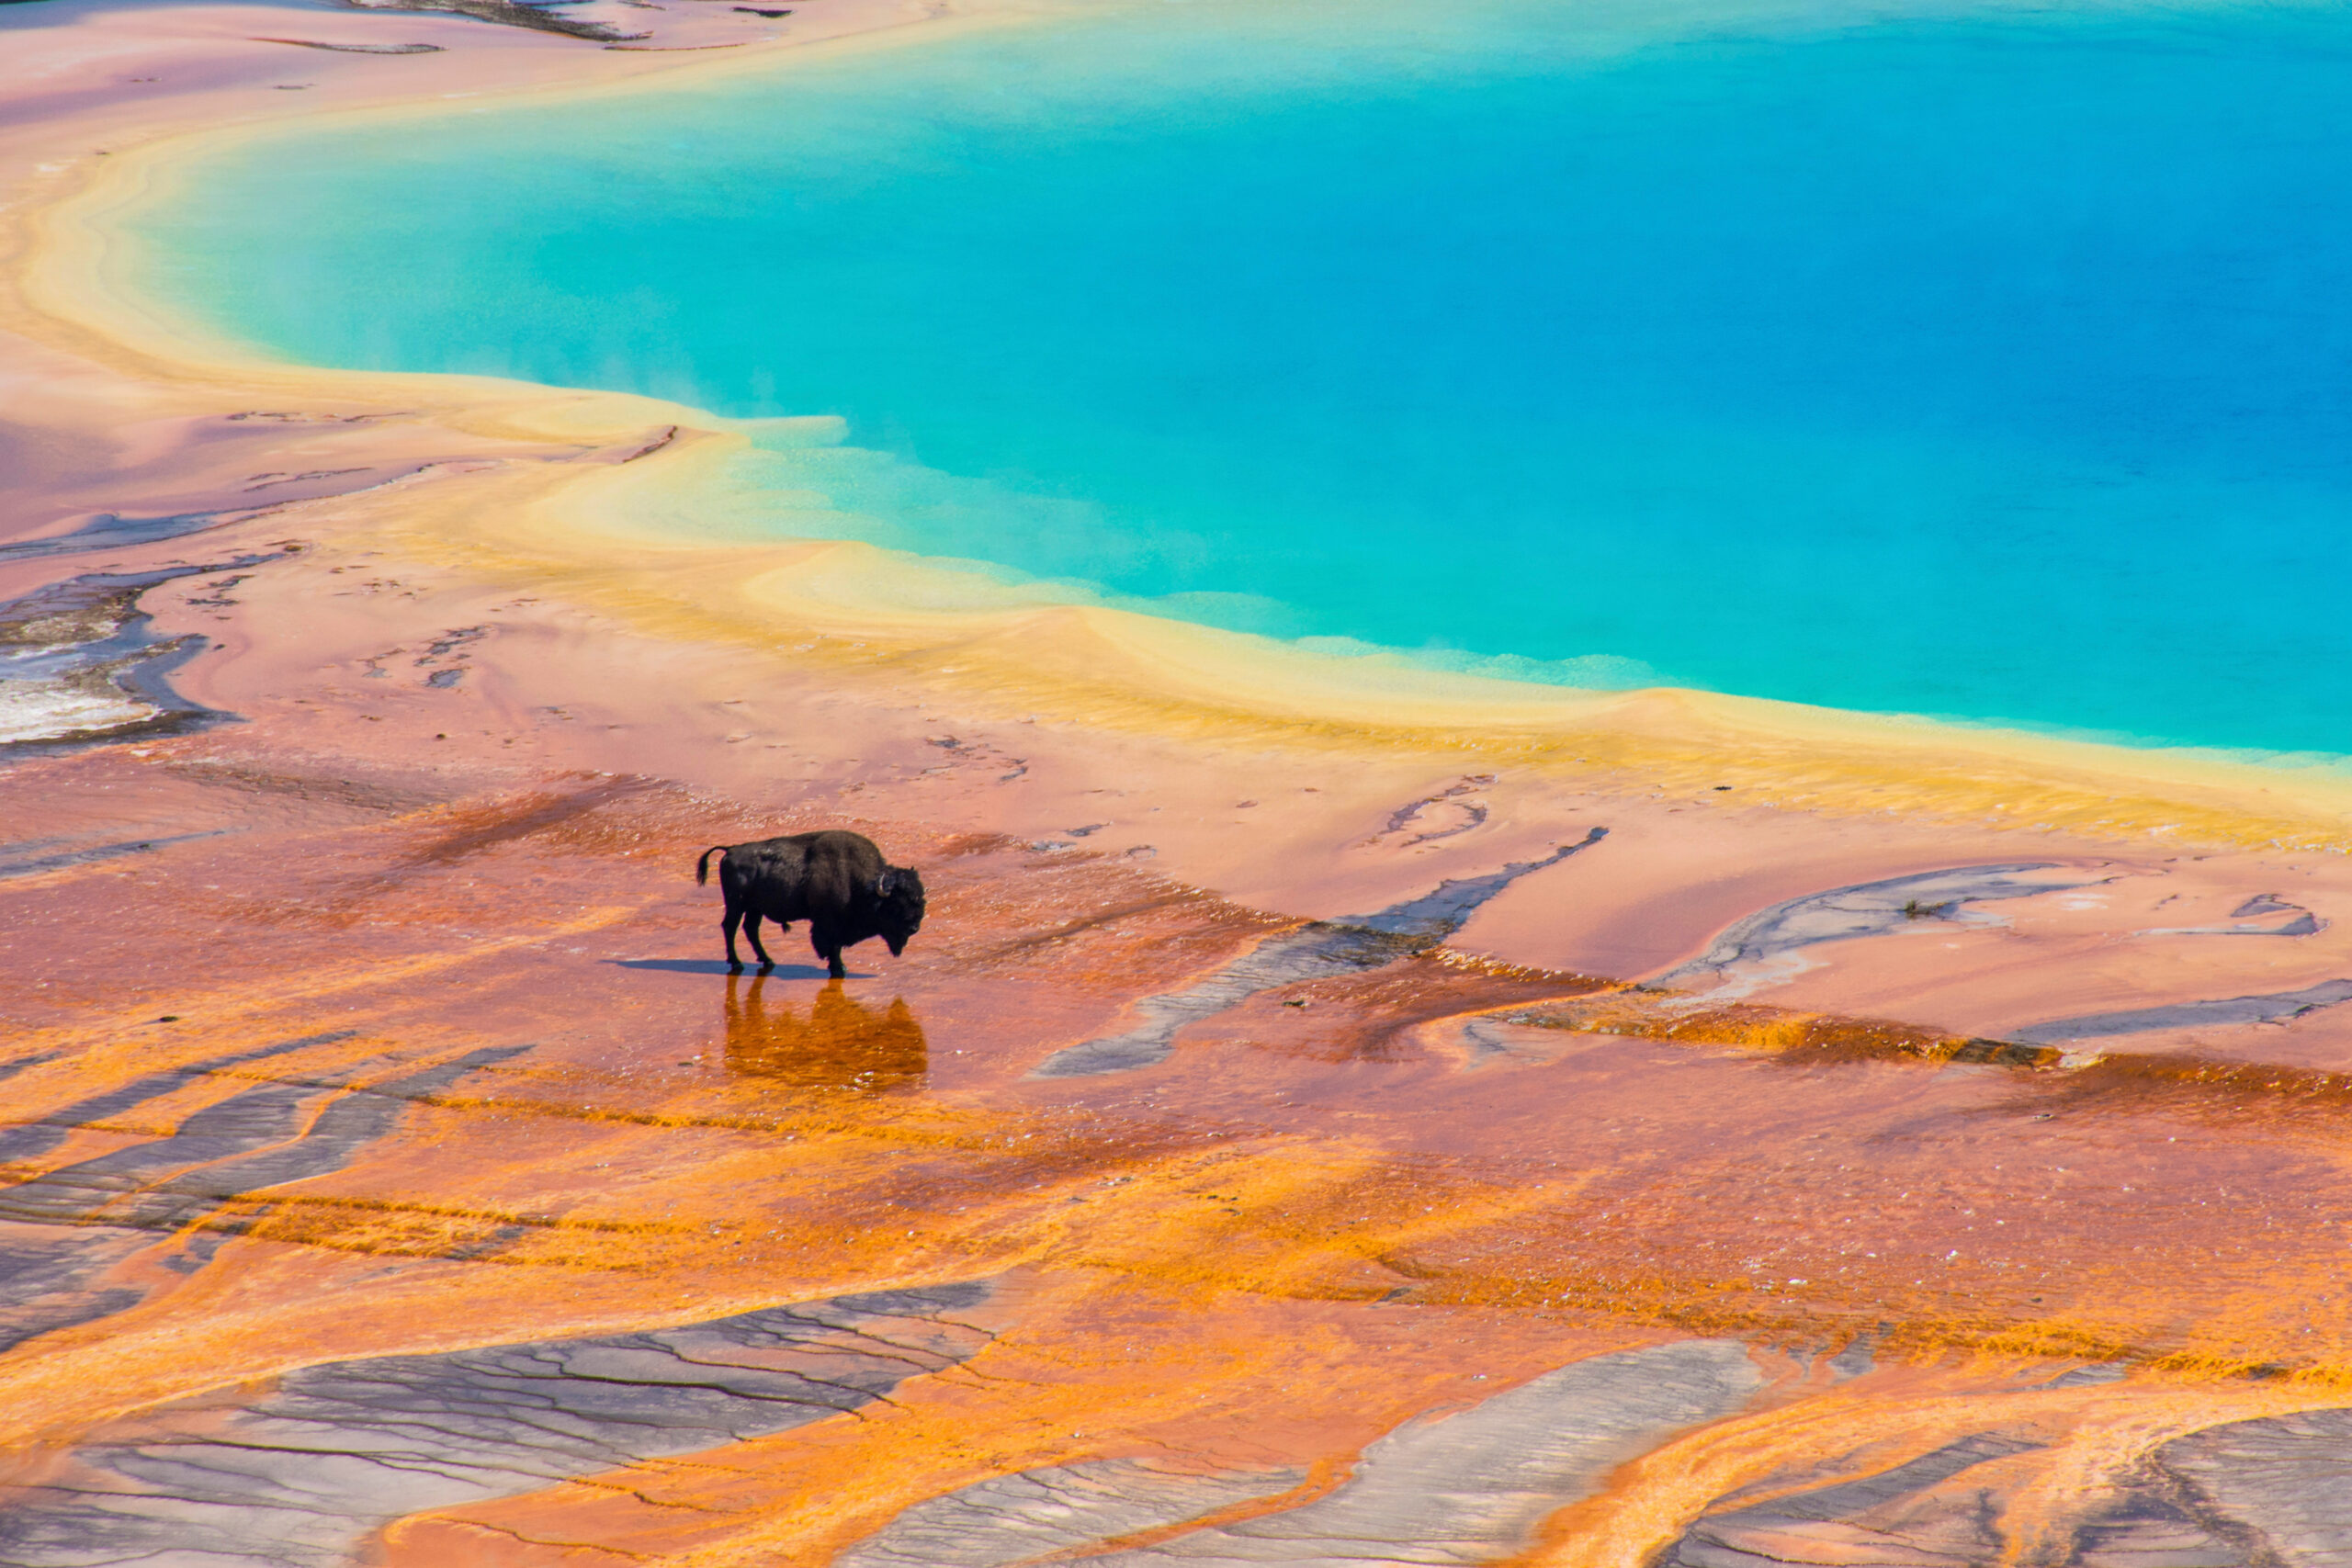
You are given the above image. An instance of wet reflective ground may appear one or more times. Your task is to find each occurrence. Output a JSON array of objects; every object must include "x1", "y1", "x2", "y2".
[
  {"x1": 723, "y1": 978, "x2": 931, "y2": 1095},
  {"x1": 6, "y1": 741, "x2": 2352, "y2": 1565}
]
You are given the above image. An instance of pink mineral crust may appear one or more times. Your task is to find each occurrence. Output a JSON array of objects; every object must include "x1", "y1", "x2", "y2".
[{"x1": 6, "y1": 4, "x2": 2352, "y2": 1563}]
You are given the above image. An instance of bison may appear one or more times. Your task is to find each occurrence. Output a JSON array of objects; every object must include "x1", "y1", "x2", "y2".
[{"x1": 695, "y1": 829, "x2": 926, "y2": 978}]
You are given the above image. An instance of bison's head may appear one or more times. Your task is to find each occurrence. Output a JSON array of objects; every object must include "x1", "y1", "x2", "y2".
[{"x1": 874, "y1": 865, "x2": 927, "y2": 956}]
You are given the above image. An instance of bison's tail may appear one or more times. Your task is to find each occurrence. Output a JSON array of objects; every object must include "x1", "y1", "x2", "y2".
[{"x1": 695, "y1": 845, "x2": 729, "y2": 886}]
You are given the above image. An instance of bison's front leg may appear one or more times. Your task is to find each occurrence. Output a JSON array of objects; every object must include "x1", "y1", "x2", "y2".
[
  {"x1": 809, "y1": 922, "x2": 847, "y2": 980},
  {"x1": 742, "y1": 910, "x2": 777, "y2": 972}
]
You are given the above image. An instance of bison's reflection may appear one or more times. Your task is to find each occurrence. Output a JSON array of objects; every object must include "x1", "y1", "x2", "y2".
[{"x1": 722, "y1": 975, "x2": 928, "y2": 1094}]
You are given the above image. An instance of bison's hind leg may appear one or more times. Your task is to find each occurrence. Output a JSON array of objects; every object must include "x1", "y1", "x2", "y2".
[{"x1": 721, "y1": 901, "x2": 745, "y2": 973}]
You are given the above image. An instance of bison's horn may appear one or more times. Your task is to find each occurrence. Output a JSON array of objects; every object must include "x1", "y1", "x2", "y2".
[{"x1": 876, "y1": 869, "x2": 899, "y2": 897}]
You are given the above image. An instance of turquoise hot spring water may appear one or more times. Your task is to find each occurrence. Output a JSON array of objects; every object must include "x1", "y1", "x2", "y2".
[{"x1": 130, "y1": 0, "x2": 2352, "y2": 757}]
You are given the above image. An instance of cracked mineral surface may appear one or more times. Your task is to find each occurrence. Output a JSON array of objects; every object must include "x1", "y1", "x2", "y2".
[
  {"x1": 1034, "y1": 830, "x2": 1608, "y2": 1077},
  {"x1": 1085, "y1": 1340, "x2": 1763, "y2": 1565},
  {"x1": 833, "y1": 1459, "x2": 1311, "y2": 1567},
  {"x1": 0, "y1": 1283, "x2": 995, "y2": 1568}
]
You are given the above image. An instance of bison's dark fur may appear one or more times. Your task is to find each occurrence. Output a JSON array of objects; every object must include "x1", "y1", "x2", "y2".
[{"x1": 695, "y1": 830, "x2": 926, "y2": 978}]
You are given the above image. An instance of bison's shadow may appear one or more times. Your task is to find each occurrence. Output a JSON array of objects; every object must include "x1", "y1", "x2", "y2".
[{"x1": 612, "y1": 959, "x2": 870, "y2": 980}]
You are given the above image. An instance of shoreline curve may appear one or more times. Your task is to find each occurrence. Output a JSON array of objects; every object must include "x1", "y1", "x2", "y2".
[{"x1": 6, "y1": 0, "x2": 2349, "y2": 859}]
